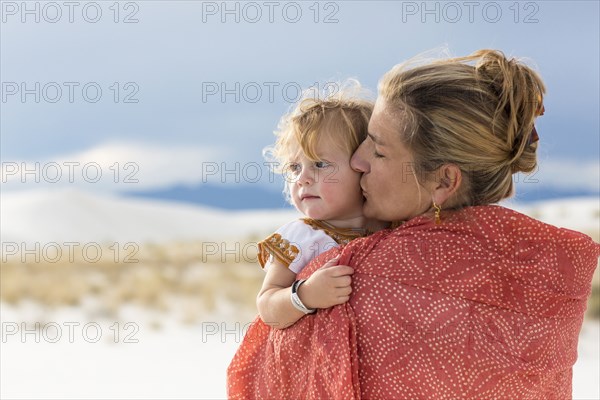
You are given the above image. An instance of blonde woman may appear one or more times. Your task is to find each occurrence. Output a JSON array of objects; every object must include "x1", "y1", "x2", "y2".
[{"x1": 228, "y1": 50, "x2": 600, "y2": 399}]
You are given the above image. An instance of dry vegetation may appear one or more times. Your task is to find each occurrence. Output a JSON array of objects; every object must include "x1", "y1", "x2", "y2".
[
  {"x1": 2, "y1": 235, "x2": 599, "y2": 322},
  {"x1": 1, "y1": 239, "x2": 265, "y2": 324}
]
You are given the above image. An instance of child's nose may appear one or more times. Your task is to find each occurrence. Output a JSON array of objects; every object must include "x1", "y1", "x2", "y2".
[{"x1": 297, "y1": 166, "x2": 314, "y2": 185}]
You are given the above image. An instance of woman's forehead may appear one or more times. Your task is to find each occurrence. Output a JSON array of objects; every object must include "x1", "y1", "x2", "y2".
[{"x1": 370, "y1": 100, "x2": 409, "y2": 144}]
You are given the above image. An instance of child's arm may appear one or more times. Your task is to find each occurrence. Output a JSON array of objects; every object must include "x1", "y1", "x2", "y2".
[{"x1": 256, "y1": 255, "x2": 354, "y2": 329}]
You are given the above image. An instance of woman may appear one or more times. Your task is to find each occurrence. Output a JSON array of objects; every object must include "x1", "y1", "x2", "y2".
[{"x1": 227, "y1": 49, "x2": 600, "y2": 399}]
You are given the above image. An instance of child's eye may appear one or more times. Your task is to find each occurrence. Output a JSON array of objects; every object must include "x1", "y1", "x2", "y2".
[
  {"x1": 315, "y1": 161, "x2": 330, "y2": 168},
  {"x1": 287, "y1": 163, "x2": 301, "y2": 173}
]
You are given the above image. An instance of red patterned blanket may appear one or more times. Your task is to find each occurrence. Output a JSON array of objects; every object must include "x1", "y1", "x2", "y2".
[{"x1": 228, "y1": 206, "x2": 600, "y2": 399}]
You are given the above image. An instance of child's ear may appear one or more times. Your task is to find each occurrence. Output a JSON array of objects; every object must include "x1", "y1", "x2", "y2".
[{"x1": 432, "y1": 164, "x2": 462, "y2": 205}]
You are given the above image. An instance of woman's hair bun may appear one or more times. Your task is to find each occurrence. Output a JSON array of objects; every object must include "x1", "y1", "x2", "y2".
[{"x1": 474, "y1": 49, "x2": 546, "y2": 174}]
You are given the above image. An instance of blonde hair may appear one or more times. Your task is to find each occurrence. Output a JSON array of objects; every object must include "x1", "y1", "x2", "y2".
[
  {"x1": 265, "y1": 80, "x2": 373, "y2": 200},
  {"x1": 379, "y1": 49, "x2": 546, "y2": 206}
]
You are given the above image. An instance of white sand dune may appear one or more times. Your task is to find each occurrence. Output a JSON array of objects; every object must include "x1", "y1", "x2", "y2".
[
  {"x1": 1, "y1": 303, "x2": 598, "y2": 400},
  {"x1": 0, "y1": 188, "x2": 299, "y2": 244},
  {"x1": 1, "y1": 188, "x2": 597, "y2": 245}
]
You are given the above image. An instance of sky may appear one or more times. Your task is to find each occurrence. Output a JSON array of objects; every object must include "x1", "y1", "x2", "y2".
[{"x1": 1, "y1": 0, "x2": 599, "y2": 199}]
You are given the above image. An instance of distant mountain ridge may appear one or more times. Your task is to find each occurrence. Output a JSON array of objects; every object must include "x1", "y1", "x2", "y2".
[
  {"x1": 125, "y1": 183, "x2": 293, "y2": 210},
  {"x1": 124, "y1": 183, "x2": 598, "y2": 210}
]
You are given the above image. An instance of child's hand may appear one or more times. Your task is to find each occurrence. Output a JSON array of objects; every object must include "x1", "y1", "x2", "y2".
[{"x1": 298, "y1": 256, "x2": 354, "y2": 309}]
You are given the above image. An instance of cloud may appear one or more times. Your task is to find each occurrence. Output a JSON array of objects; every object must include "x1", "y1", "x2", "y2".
[{"x1": 0, "y1": 141, "x2": 243, "y2": 192}]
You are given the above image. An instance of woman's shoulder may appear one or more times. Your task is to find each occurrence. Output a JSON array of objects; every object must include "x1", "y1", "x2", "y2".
[
  {"x1": 484, "y1": 205, "x2": 600, "y2": 264},
  {"x1": 454, "y1": 204, "x2": 598, "y2": 244},
  {"x1": 377, "y1": 204, "x2": 599, "y2": 268},
  {"x1": 346, "y1": 204, "x2": 599, "y2": 253}
]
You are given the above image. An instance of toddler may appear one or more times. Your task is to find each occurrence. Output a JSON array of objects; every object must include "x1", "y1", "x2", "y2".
[{"x1": 256, "y1": 82, "x2": 379, "y2": 329}]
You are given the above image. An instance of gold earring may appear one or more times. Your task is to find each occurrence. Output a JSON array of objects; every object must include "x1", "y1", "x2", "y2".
[{"x1": 433, "y1": 201, "x2": 442, "y2": 225}]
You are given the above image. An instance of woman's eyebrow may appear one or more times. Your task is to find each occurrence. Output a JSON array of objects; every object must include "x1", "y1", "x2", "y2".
[{"x1": 368, "y1": 133, "x2": 385, "y2": 145}]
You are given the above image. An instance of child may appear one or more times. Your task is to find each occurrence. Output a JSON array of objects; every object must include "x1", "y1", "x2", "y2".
[{"x1": 256, "y1": 82, "x2": 379, "y2": 329}]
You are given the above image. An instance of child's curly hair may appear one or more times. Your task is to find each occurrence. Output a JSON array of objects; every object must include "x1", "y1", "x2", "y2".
[{"x1": 264, "y1": 80, "x2": 374, "y2": 201}]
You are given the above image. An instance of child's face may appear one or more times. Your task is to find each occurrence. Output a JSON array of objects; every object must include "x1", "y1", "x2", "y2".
[{"x1": 286, "y1": 135, "x2": 364, "y2": 225}]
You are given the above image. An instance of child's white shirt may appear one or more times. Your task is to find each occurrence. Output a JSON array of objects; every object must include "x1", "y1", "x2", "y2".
[
  {"x1": 258, "y1": 219, "x2": 338, "y2": 274},
  {"x1": 257, "y1": 218, "x2": 364, "y2": 274}
]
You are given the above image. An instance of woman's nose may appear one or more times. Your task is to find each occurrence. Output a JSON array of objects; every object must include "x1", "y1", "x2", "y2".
[{"x1": 351, "y1": 141, "x2": 369, "y2": 173}]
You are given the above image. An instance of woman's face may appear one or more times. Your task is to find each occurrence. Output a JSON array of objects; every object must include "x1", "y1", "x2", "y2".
[{"x1": 350, "y1": 99, "x2": 434, "y2": 222}]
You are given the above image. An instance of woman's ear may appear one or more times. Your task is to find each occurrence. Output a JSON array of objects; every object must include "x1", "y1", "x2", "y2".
[{"x1": 431, "y1": 164, "x2": 462, "y2": 206}]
